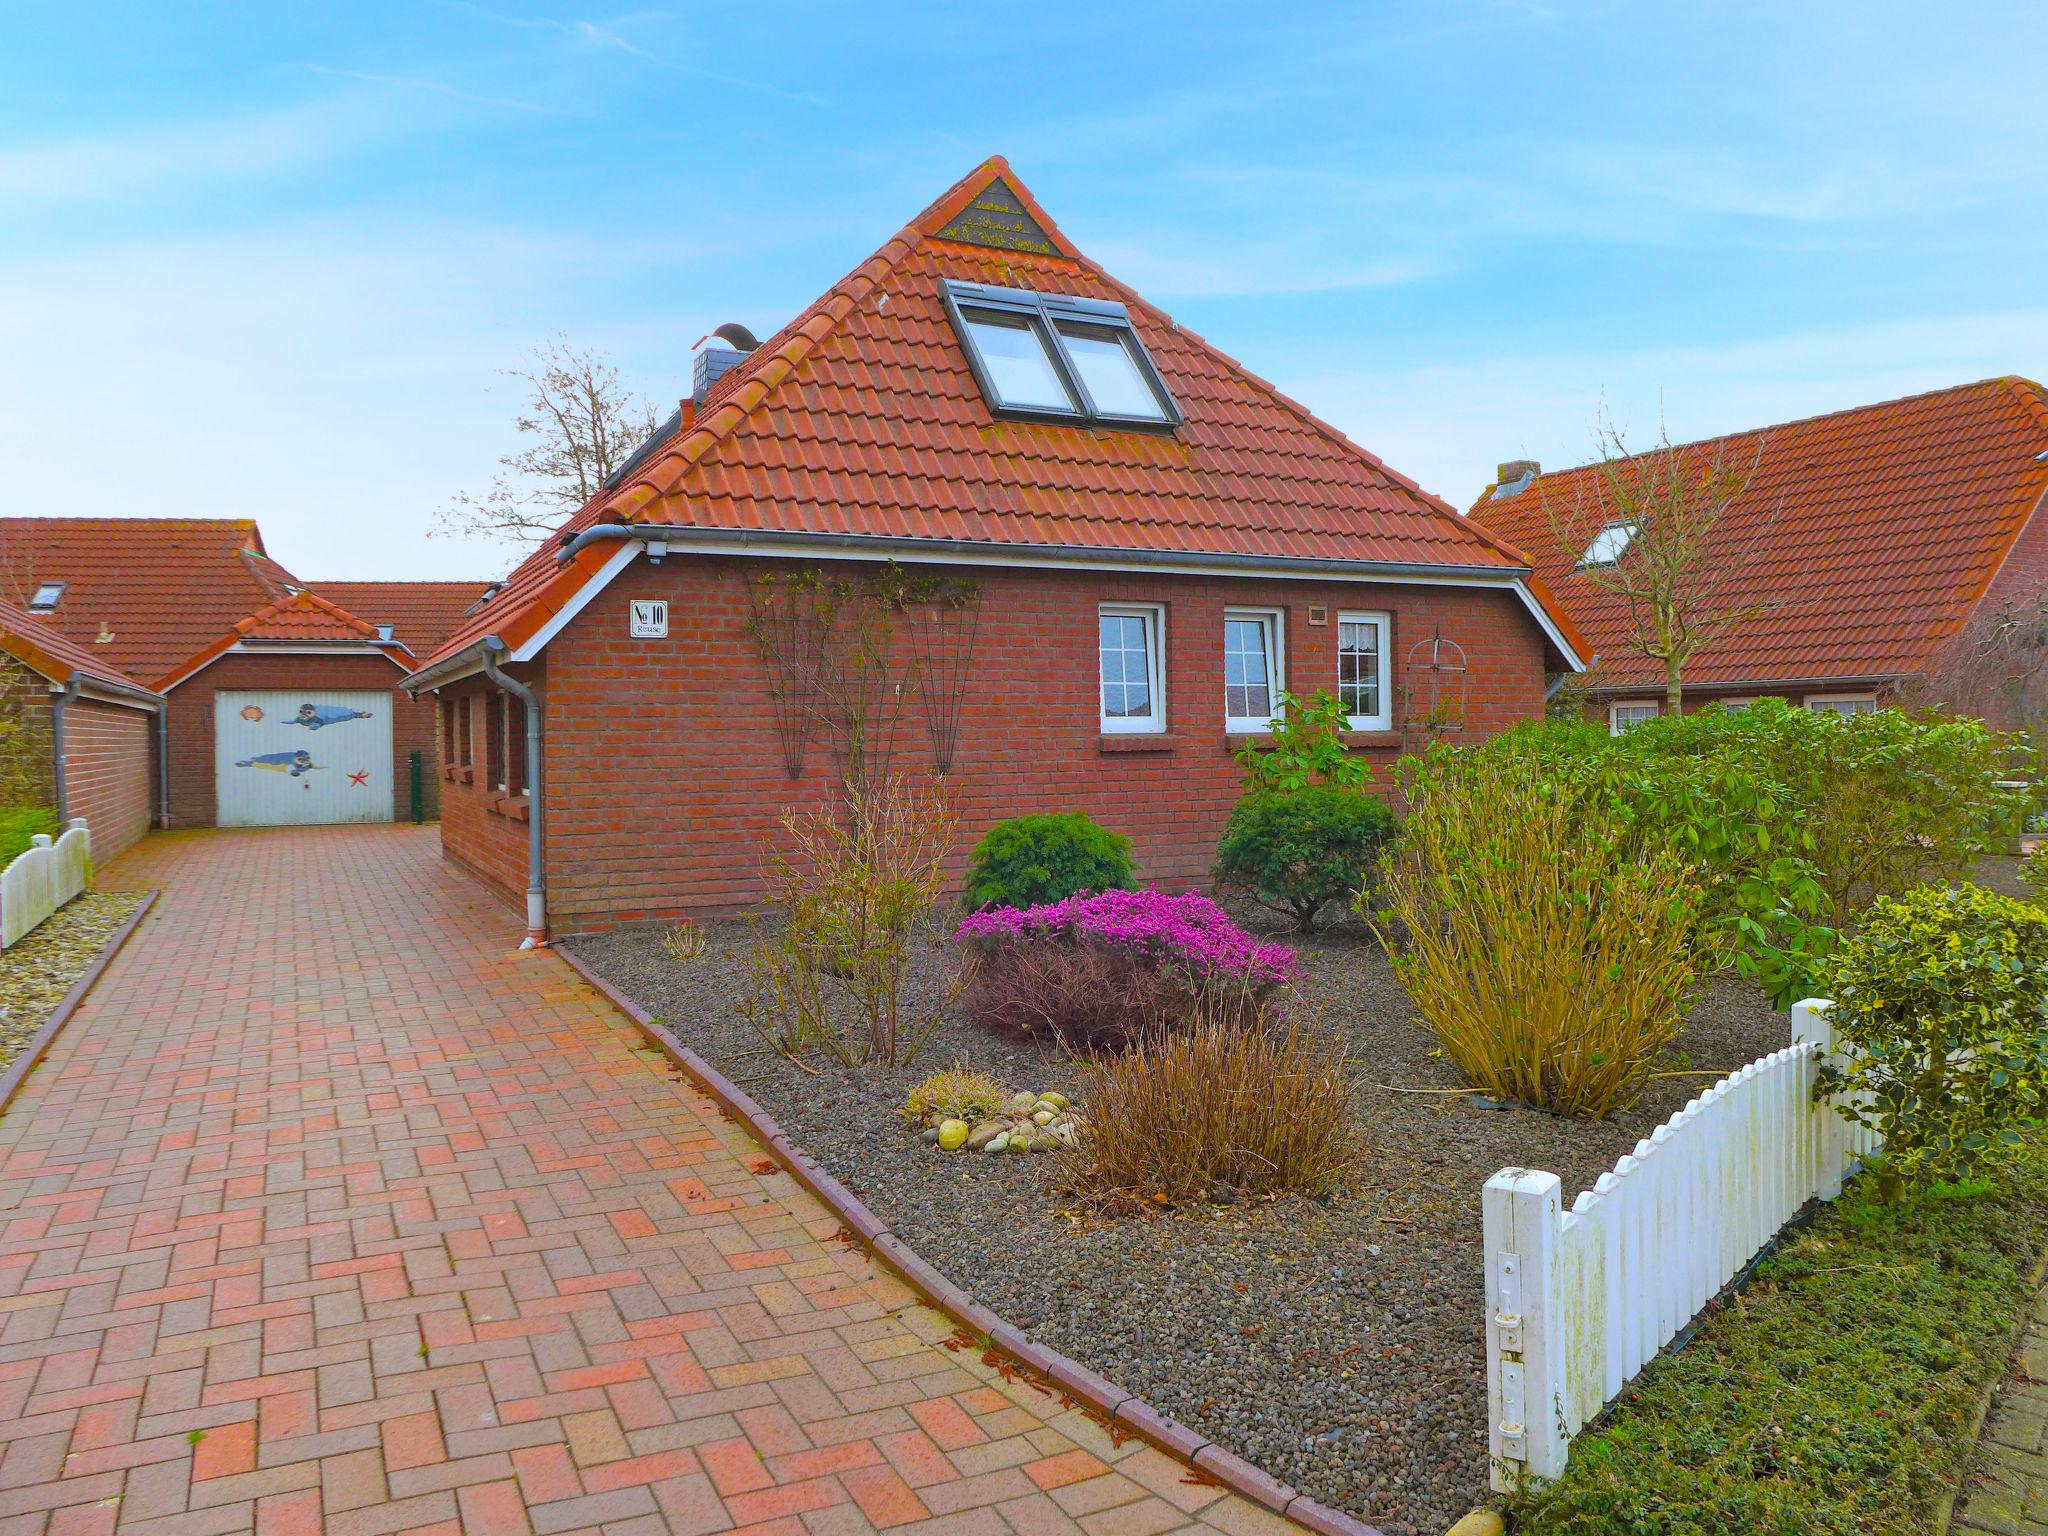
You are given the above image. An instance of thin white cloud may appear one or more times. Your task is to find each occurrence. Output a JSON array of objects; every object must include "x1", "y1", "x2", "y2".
[
  {"x1": 1084, "y1": 238, "x2": 1429, "y2": 299},
  {"x1": 1286, "y1": 308, "x2": 2048, "y2": 508}
]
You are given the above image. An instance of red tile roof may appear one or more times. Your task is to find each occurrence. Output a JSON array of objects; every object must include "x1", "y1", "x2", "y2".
[
  {"x1": 423, "y1": 157, "x2": 1575, "y2": 675},
  {"x1": 308, "y1": 581, "x2": 490, "y2": 658},
  {"x1": 0, "y1": 598, "x2": 159, "y2": 701},
  {"x1": 0, "y1": 519, "x2": 303, "y2": 687},
  {"x1": 1468, "y1": 378, "x2": 2048, "y2": 689},
  {"x1": 156, "y1": 590, "x2": 407, "y2": 691}
]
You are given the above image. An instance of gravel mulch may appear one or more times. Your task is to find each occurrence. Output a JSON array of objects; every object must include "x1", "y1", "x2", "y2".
[
  {"x1": 570, "y1": 901, "x2": 1793, "y2": 1536},
  {"x1": 0, "y1": 890, "x2": 146, "y2": 1071}
]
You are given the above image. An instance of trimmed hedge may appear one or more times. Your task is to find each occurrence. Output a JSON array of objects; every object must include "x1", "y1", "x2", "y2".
[
  {"x1": 1512, "y1": 1160, "x2": 2048, "y2": 1535},
  {"x1": 961, "y1": 812, "x2": 1134, "y2": 912},
  {"x1": 1213, "y1": 785, "x2": 1398, "y2": 932}
]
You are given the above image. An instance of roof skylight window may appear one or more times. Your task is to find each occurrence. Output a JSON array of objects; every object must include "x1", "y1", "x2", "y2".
[
  {"x1": 942, "y1": 280, "x2": 1178, "y2": 429},
  {"x1": 26, "y1": 581, "x2": 63, "y2": 612},
  {"x1": 1580, "y1": 522, "x2": 1637, "y2": 568}
]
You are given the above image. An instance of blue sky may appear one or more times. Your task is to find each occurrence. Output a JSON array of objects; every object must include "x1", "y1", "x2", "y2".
[{"x1": 3, "y1": 1, "x2": 2045, "y2": 580}]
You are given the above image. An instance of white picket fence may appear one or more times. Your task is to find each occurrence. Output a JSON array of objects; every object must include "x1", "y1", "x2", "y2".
[
  {"x1": 1482, "y1": 998, "x2": 1877, "y2": 1491},
  {"x1": 0, "y1": 818, "x2": 91, "y2": 949}
]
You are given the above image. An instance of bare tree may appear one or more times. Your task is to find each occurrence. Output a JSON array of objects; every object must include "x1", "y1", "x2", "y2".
[
  {"x1": 438, "y1": 335, "x2": 662, "y2": 549},
  {"x1": 1552, "y1": 418, "x2": 1773, "y2": 713}
]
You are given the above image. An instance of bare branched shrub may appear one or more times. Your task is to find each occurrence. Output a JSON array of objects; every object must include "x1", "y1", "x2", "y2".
[
  {"x1": 1074, "y1": 1002, "x2": 1358, "y2": 1206},
  {"x1": 1370, "y1": 746, "x2": 1708, "y2": 1117},
  {"x1": 740, "y1": 776, "x2": 958, "y2": 1067}
]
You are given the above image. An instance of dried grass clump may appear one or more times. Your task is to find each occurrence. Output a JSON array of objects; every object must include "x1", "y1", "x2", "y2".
[
  {"x1": 900, "y1": 1065, "x2": 1011, "y2": 1128},
  {"x1": 661, "y1": 922, "x2": 710, "y2": 965},
  {"x1": 1371, "y1": 745, "x2": 1707, "y2": 1117},
  {"x1": 1074, "y1": 1007, "x2": 1358, "y2": 1206}
]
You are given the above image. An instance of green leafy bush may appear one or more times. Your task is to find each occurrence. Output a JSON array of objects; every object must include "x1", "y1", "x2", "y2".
[
  {"x1": 1369, "y1": 743, "x2": 1709, "y2": 1116},
  {"x1": 1818, "y1": 882, "x2": 2048, "y2": 1198},
  {"x1": 1618, "y1": 699, "x2": 2031, "y2": 921},
  {"x1": 2023, "y1": 840, "x2": 2047, "y2": 901},
  {"x1": 1232, "y1": 689, "x2": 1372, "y2": 791},
  {"x1": 1213, "y1": 785, "x2": 1398, "y2": 931},
  {"x1": 961, "y1": 812, "x2": 1134, "y2": 911},
  {"x1": 0, "y1": 806, "x2": 58, "y2": 867},
  {"x1": 1512, "y1": 1158, "x2": 2048, "y2": 1535}
]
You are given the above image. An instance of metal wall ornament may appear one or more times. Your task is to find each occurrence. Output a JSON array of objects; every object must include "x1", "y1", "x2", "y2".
[{"x1": 1401, "y1": 625, "x2": 1470, "y2": 737}]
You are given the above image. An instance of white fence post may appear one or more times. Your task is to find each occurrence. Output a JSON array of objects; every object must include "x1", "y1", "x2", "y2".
[
  {"x1": 1482, "y1": 1003, "x2": 1875, "y2": 1488},
  {"x1": 0, "y1": 819, "x2": 93, "y2": 948},
  {"x1": 1790, "y1": 998, "x2": 1845, "y2": 1199},
  {"x1": 1484, "y1": 1168, "x2": 1567, "y2": 1491}
]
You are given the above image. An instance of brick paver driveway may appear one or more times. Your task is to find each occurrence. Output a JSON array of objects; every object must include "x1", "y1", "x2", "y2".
[{"x1": 0, "y1": 828, "x2": 1291, "y2": 1536}]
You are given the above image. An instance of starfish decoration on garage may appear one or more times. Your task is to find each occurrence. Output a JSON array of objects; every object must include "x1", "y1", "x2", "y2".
[{"x1": 348, "y1": 769, "x2": 369, "y2": 786}]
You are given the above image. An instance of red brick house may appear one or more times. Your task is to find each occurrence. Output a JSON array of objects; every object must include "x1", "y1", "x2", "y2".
[
  {"x1": 0, "y1": 598, "x2": 162, "y2": 863},
  {"x1": 1469, "y1": 378, "x2": 2048, "y2": 731},
  {"x1": 404, "y1": 157, "x2": 1586, "y2": 939},
  {"x1": 0, "y1": 518, "x2": 487, "y2": 829}
]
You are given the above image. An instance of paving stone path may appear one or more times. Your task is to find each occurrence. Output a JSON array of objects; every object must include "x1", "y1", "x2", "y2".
[
  {"x1": 1956, "y1": 1281, "x2": 2048, "y2": 1535},
  {"x1": 0, "y1": 827, "x2": 1296, "y2": 1536}
]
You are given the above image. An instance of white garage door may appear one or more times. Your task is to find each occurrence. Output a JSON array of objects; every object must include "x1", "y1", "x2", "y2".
[{"x1": 215, "y1": 691, "x2": 395, "y2": 827}]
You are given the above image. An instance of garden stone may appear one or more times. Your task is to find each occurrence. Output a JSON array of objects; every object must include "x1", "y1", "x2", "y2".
[
  {"x1": 986, "y1": 1132, "x2": 1011, "y2": 1153},
  {"x1": 1008, "y1": 1091, "x2": 1038, "y2": 1115},
  {"x1": 967, "y1": 1120, "x2": 1008, "y2": 1151},
  {"x1": 936, "y1": 1118, "x2": 969, "y2": 1151}
]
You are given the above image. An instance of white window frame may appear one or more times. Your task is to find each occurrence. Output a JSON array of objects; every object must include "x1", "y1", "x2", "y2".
[
  {"x1": 1608, "y1": 698, "x2": 1661, "y2": 735},
  {"x1": 1580, "y1": 521, "x2": 1638, "y2": 568},
  {"x1": 1804, "y1": 692, "x2": 1877, "y2": 718},
  {"x1": 1718, "y1": 696, "x2": 1757, "y2": 713},
  {"x1": 1223, "y1": 607, "x2": 1285, "y2": 734},
  {"x1": 1336, "y1": 611, "x2": 1393, "y2": 731},
  {"x1": 1097, "y1": 603, "x2": 1166, "y2": 735}
]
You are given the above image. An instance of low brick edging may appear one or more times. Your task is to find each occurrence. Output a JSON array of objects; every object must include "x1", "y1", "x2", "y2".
[
  {"x1": 0, "y1": 890, "x2": 157, "y2": 1116},
  {"x1": 553, "y1": 945, "x2": 1390, "y2": 1536}
]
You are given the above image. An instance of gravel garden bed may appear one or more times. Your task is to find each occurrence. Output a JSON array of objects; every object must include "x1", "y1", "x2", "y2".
[
  {"x1": 0, "y1": 890, "x2": 147, "y2": 1072},
  {"x1": 570, "y1": 900, "x2": 1794, "y2": 1536}
]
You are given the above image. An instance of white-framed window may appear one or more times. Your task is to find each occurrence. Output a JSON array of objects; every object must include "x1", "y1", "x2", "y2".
[
  {"x1": 1609, "y1": 699, "x2": 1661, "y2": 734},
  {"x1": 1336, "y1": 612, "x2": 1392, "y2": 731},
  {"x1": 1224, "y1": 608, "x2": 1284, "y2": 733},
  {"x1": 1719, "y1": 696, "x2": 1757, "y2": 713},
  {"x1": 1805, "y1": 693, "x2": 1877, "y2": 718},
  {"x1": 942, "y1": 280, "x2": 1179, "y2": 428},
  {"x1": 1580, "y1": 522, "x2": 1638, "y2": 568},
  {"x1": 1098, "y1": 604, "x2": 1165, "y2": 734}
]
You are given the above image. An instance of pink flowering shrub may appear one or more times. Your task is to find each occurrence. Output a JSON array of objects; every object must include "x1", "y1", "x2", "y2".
[{"x1": 953, "y1": 889, "x2": 1296, "y2": 1050}]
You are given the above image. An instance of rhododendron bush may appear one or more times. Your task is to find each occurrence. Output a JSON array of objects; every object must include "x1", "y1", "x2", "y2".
[{"x1": 953, "y1": 888, "x2": 1294, "y2": 1050}]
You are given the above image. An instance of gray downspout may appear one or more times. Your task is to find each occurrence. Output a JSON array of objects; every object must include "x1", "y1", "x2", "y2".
[
  {"x1": 155, "y1": 704, "x2": 171, "y2": 829},
  {"x1": 50, "y1": 680, "x2": 79, "y2": 821},
  {"x1": 480, "y1": 637, "x2": 545, "y2": 946}
]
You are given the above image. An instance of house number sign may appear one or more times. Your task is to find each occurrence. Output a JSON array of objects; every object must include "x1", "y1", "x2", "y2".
[{"x1": 629, "y1": 600, "x2": 669, "y2": 638}]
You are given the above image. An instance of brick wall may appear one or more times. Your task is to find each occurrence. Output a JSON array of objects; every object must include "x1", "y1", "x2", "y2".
[
  {"x1": 62, "y1": 697, "x2": 155, "y2": 862},
  {"x1": 438, "y1": 554, "x2": 1553, "y2": 931},
  {"x1": 165, "y1": 653, "x2": 437, "y2": 828},
  {"x1": 436, "y1": 676, "x2": 535, "y2": 906}
]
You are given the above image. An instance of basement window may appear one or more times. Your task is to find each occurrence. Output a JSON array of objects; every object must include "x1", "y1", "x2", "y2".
[
  {"x1": 942, "y1": 280, "x2": 1179, "y2": 428},
  {"x1": 26, "y1": 582, "x2": 63, "y2": 612}
]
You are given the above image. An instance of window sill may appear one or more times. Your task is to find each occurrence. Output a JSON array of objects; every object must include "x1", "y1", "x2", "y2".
[
  {"x1": 454, "y1": 767, "x2": 474, "y2": 785},
  {"x1": 1099, "y1": 733, "x2": 1178, "y2": 753},
  {"x1": 1340, "y1": 729, "x2": 1403, "y2": 749},
  {"x1": 489, "y1": 794, "x2": 531, "y2": 823}
]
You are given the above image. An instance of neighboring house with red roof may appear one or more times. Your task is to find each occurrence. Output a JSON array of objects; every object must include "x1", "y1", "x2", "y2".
[
  {"x1": 404, "y1": 158, "x2": 1586, "y2": 938},
  {"x1": 0, "y1": 599, "x2": 163, "y2": 862},
  {"x1": 1469, "y1": 378, "x2": 2048, "y2": 732},
  {"x1": 0, "y1": 518, "x2": 489, "y2": 831}
]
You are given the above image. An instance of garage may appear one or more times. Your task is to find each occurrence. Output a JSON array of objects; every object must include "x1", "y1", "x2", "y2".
[{"x1": 214, "y1": 689, "x2": 395, "y2": 826}]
